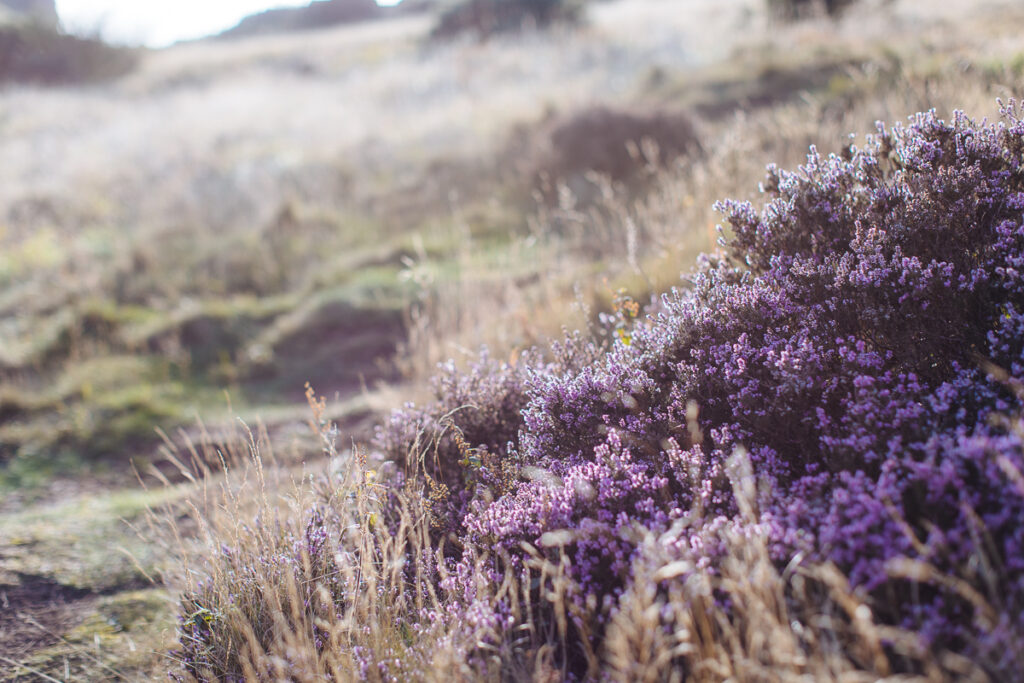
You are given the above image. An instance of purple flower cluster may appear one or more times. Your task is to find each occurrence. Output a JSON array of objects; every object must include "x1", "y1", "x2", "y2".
[
  {"x1": 383, "y1": 104, "x2": 1024, "y2": 675},
  {"x1": 374, "y1": 337, "x2": 602, "y2": 537}
]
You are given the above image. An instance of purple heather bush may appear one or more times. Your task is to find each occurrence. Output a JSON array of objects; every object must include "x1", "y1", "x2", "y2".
[
  {"x1": 377, "y1": 102, "x2": 1024, "y2": 676},
  {"x1": 177, "y1": 103, "x2": 1024, "y2": 680}
]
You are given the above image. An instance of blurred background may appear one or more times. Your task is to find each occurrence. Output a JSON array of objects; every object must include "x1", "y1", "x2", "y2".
[{"x1": 2, "y1": 0, "x2": 1023, "y2": 678}]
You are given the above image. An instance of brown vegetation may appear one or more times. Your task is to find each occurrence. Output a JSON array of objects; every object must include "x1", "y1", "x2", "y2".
[
  {"x1": 509, "y1": 105, "x2": 703, "y2": 206},
  {"x1": 430, "y1": 0, "x2": 584, "y2": 41},
  {"x1": 0, "y1": 24, "x2": 137, "y2": 85}
]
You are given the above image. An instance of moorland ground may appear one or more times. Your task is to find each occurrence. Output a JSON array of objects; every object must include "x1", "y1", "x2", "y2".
[{"x1": 3, "y1": 0, "x2": 1024, "y2": 678}]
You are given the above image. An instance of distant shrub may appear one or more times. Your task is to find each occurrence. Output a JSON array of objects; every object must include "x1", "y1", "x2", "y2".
[
  {"x1": 218, "y1": 0, "x2": 385, "y2": 40},
  {"x1": 430, "y1": 0, "x2": 584, "y2": 41},
  {"x1": 511, "y1": 105, "x2": 703, "y2": 205},
  {"x1": 0, "y1": 24, "x2": 137, "y2": 85},
  {"x1": 767, "y1": 0, "x2": 860, "y2": 20}
]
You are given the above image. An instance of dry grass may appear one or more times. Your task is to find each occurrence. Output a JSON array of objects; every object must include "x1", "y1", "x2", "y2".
[
  {"x1": 155, "y1": 409, "x2": 1001, "y2": 682},
  {"x1": 149, "y1": 397, "x2": 488, "y2": 681}
]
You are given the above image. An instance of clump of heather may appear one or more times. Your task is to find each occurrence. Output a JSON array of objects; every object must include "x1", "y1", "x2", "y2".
[
  {"x1": 173, "y1": 507, "x2": 345, "y2": 681},
  {"x1": 178, "y1": 103, "x2": 1024, "y2": 680},
  {"x1": 375, "y1": 336, "x2": 603, "y2": 538},
  {"x1": 386, "y1": 103, "x2": 1024, "y2": 677}
]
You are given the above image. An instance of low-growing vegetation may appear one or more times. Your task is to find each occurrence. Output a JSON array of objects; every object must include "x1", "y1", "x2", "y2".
[
  {"x1": 430, "y1": 0, "x2": 584, "y2": 41},
  {"x1": 171, "y1": 102, "x2": 1024, "y2": 681},
  {"x1": 0, "y1": 23, "x2": 137, "y2": 84},
  {"x1": 5, "y1": 0, "x2": 1024, "y2": 679},
  {"x1": 507, "y1": 105, "x2": 703, "y2": 206},
  {"x1": 767, "y1": 0, "x2": 862, "y2": 20}
]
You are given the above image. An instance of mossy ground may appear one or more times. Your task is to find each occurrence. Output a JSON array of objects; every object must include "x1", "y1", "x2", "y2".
[{"x1": 0, "y1": 487, "x2": 182, "y2": 681}]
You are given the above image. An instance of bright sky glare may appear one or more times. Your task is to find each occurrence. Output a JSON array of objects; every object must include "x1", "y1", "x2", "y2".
[{"x1": 55, "y1": 0, "x2": 402, "y2": 48}]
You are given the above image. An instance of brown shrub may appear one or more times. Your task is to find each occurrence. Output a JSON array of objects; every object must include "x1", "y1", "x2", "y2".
[
  {"x1": 430, "y1": 0, "x2": 584, "y2": 41},
  {"x1": 510, "y1": 105, "x2": 703, "y2": 206},
  {"x1": 767, "y1": 0, "x2": 861, "y2": 20},
  {"x1": 0, "y1": 24, "x2": 138, "y2": 85}
]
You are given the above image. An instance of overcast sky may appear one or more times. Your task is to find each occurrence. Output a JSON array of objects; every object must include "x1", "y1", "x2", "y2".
[{"x1": 55, "y1": 0, "x2": 401, "y2": 48}]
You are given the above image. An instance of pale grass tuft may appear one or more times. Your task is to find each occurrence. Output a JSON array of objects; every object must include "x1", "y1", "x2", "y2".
[{"x1": 148, "y1": 393, "x2": 485, "y2": 681}]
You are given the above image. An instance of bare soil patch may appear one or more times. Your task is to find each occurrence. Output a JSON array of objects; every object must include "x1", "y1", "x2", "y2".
[{"x1": 0, "y1": 573, "x2": 95, "y2": 660}]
